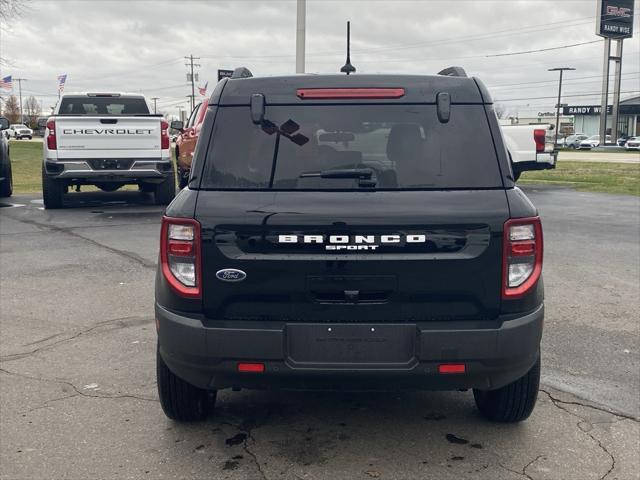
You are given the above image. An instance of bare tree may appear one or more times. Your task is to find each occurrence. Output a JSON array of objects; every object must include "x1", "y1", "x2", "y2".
[
  {"x1": 494, "y1": 103, "x2": 507, "y2": 120},
  {"x1": 24, "y1": 95, "x2": 40, "y2": 127},
  {"x1": 0, "y1": 0, "x2": 27, "y2": 21},
  {"x1": 3, "y1": 94, "x2": 19, "y2": 123},
  {"x1": 0, "y1": 0, "x2": 30, "y2": 65}
]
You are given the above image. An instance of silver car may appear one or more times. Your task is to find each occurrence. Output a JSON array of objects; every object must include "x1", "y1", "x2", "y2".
[{"x1": 624, "y1": 137, "x2": 640, "y2": 150}]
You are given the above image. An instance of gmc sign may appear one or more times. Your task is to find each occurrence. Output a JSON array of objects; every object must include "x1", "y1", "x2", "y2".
[{"x1": 596, "y1": 0, "x2": 634, "y2": 38}]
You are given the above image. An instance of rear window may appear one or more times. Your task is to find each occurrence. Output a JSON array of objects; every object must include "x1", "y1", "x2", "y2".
[
  {"x1": 58, "y1": 96, "x2": 150, "y2": 115},
  {"x1": 201, "y1": 105, "x2": 502, "y2": 190}
]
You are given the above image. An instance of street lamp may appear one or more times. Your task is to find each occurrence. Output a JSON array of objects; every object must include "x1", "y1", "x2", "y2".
[{"x1": 548, "y1": 67, "x2": 575, "y2": 146}]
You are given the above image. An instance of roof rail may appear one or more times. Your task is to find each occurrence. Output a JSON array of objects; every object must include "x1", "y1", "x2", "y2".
[
  {"x1": 437, "y1": 66, "x2": 467, "y2": 78},
  {"x1": 231, "y1": 67, "x2": 253, "y2": 79}
]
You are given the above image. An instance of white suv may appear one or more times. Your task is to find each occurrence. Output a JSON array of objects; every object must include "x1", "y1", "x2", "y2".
[{"x1": 8, "y1": 124, "x2": 33, "y2": 140}]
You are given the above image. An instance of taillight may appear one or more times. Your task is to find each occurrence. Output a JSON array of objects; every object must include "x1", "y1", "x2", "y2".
[
  {"x1": 296, "y1": 88, "x2": 405, "y2": 99},
  {"x1": 46, "y1": 119, "x2": 57, "y2": 150},
  {"x1": 160, "y1": 120, "x2": 170, "y2": 150},
  {"x1": 502, "y1": 217, "x2": 543, "y2": 299},
  {"x1": 533, "y1": 129, "x2": 545, "y2": 153},
  {"x1": 160, "y1": 216, "x2": 201, "y2": 298}
]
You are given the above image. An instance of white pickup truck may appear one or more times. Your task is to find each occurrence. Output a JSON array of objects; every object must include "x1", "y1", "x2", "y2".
[
  {"x1": 41, "y1": 92, "x2": 175, "y2": 209},
  {"x1": 500, "y1": 123, "x2": 557, "y2": 181}
]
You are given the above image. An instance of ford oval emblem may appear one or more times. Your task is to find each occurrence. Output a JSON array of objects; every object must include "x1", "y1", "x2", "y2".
[{"x1": 216, "y1": 269, "x2": 247, "y2": 282}]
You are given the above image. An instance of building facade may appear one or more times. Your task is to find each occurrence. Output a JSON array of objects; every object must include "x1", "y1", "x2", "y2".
[{"x1": 564, "y1": 95, "x2": 640, "y2": 137}]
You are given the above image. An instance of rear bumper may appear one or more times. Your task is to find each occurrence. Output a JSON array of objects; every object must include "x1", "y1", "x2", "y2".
[
  {"x1": 44, "y1": 159, "x2": 172, "y2": 182},
  {"x1": 156, "y1": 303, "x2": 544, "y2": 392}
]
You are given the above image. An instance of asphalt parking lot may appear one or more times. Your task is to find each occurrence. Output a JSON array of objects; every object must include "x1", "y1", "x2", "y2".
[{"x1": 1, "y1": 186, "x2": 638, "y2": 480}]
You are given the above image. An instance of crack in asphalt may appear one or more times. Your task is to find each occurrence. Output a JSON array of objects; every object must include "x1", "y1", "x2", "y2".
[
  {"x1": 498, "y1": 455, "x2": 544, "y2": 480},
  {"x1": 0, "y1": 367, "x2": 158, "y2": 404},
  {"x1": 3, "y1": 214, "x2": 156, "y2": 269},
  {"x1": 541, "y1": 389, "x2": 617, "y2": 480},
  {"x1": 218, "y1": 419, "x2": 268, "y2": 480},
  {"x1": 242, "y1": 431, "x2": 268, "y2": 480},
  {"x1": 540, "y1": 388, "x2": 639, "y2": 422},
  {"x1": 522, "y1": 455, "x2": 545, "y2": 480},
  {"x1": 0, "y1": 315, "x2": 153, "y2": 363},
  {"x1": 23, "y1": 393, "x2": 81, "y2": 414},
  {"x1": 0, "y1": 221, "x2": 159, "y2": 236}
]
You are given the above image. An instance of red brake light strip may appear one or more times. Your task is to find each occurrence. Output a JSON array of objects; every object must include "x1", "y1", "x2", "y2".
[{"x1": 297, "y1": 88, "x2": 405, "y2": 99}]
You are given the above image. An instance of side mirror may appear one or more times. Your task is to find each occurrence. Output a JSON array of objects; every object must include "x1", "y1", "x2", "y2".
[
  {"x1": 37, "y1": 118, "x2": 48, "y2": 128},
  {"x1": 250, "y1": 94, "x2": 265, "y2": 124},
  {"x1": 170, "y1": 120, "x2": 184, "y2": 131},
  {"x1": 0, "y1": 117, "x2": 8, "y2": 131}
]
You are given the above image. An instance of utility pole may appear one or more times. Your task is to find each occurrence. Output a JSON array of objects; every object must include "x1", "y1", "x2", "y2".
[
  {"x1": 184, "y1": 55, "x2": 201, "y2": 111},
  {"x1": 151, "y1": 97, "x2": 159, "y2": 114},
  {"x1": 296, "y1": 0, "x2": 306, "y2": 73},
  {"x1": 548, "y1": 67, "x2": 575, "y2": 146},
  {"x1": 14, "y1": 78, "x2": 26, "y2": 122},
  {"x1": 177, "y1": 105, "x2": 186, "y2": 123}
]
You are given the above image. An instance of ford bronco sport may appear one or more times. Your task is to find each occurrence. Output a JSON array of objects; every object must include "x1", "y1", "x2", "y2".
[{"x1": 155, "y1": 67, "x2": 544, "y2": 423}]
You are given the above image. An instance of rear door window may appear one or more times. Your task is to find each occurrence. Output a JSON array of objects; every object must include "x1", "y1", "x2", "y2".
[{"x1": 201, "y1": 105, "x2": 502, "y2": 190}]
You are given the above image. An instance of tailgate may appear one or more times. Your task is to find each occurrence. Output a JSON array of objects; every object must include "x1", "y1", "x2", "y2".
[
  {"x1": 55, "y1": 116, "x2": 162, "y2": 158},
  {"x1": 197, "y1": 190, "x2": 509, "y2": 323}
]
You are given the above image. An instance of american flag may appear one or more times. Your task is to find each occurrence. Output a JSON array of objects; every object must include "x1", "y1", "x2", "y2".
[
  {"x1": 57, "y1": 74, "x2": 67, "y2": 94},
  {"x1": 198, "y1": 81, "x2": 208, "y2": 96},
  {"x1": 0, "y1": 75, "x2": 12, "y2": 91}
]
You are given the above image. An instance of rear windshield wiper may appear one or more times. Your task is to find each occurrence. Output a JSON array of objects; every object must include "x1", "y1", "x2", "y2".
[
  {"x1": 299, "y1": 168, "x2": 377, "y2": 188},
  {"x1": 299, "y1": 168, "x2": 373, "y2": 180}
]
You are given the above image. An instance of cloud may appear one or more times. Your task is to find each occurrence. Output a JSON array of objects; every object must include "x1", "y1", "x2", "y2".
[{"x1": 1, "y1": 0, "x2": 638, "y2": 116}]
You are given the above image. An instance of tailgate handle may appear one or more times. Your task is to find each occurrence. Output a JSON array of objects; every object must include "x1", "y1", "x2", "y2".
[
  {"x1": 311, "y1": 289, "x2": 392, "y2": 304},
  {"x1": 100, "y1": 119, "x2": 118, "y2": 124}
]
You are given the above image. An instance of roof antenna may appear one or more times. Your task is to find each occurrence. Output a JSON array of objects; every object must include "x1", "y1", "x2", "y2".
[{"x1": 340, "y1": 21, "x2": 356, "y2": 75}]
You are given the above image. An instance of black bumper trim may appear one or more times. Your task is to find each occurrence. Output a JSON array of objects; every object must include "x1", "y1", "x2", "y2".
[{"x1": 156, "y1": 303, "x2": 543, "y2": 392}]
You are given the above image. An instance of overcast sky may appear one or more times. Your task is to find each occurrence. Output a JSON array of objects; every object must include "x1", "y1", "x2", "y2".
[{"x1": 1, "y1": 0, "x2": 639, "y2": 117}]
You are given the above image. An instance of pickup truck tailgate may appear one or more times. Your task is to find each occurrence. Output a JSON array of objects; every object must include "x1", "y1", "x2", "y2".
[{"x1": 55, "y1": 116, "x2": 162, "y2": 158}]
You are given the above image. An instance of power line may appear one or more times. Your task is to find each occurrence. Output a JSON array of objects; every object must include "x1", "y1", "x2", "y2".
[
  {"x1": 72, "y1": 57, "x2": 183, "y2": 82},
  {"x1": 496, "y1": 90, "x2": 640, "y2": 102},
  {"x1": 203, "y1": 16, "x2": 601, "y2": 61},
  {"x1": 486, "y1": 40, "x2": 602, "y2": 58},
  {"x1": 489, "y1": 75, "x2": 640, "y2": 92},
  {"x1": 488, "y1": 71, "x2": 640, "y2": 88}
]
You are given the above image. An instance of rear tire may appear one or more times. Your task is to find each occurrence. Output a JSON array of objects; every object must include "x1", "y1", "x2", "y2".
[
  {"x1": 154, "y1": 166, "x2": 176, "y2": 205},
  {"x1": 473, "y1": 356, "x2": 540, "y2": 423},
  {"x1": 42, "y1": 164, "x2": 65, "y2": 209},
  {"x1": 156, "y1": 346, "x2": 214, "y2": 421},
  {"x1": 0, "y1": 161, "x2": 12, "y2": 198}
]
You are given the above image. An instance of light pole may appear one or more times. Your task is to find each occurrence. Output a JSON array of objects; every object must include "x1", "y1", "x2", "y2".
[
  {"x1": 151, "y1": 97, "x2": 159, "y2": 114},
  {"x1": 296, "y1": 0, "x2": 306, "y2": 73},
  {"x1": 548, "y1": 67, "x2": 575, "y2": 146}
]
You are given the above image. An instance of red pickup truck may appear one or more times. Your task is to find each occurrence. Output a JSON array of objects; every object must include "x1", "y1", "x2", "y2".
[{"x1": 172, "y1": 102, "x2": 207, "y2": 188}]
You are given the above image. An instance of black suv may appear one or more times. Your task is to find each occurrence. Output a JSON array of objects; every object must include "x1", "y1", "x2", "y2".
[{"x1": 155, "y1": 67, "x2": 544, "y2": 423}]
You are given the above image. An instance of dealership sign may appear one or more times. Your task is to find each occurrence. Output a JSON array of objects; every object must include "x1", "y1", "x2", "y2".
[
  {"x1": 596, "y1": 0, "x2": 634, "y2": 38},
  {"x1": 564, "y1": 104, "x2": 640, "y2": 115},
  {"x1": 218, "y1": 69, "x2": 234, "y2": 81},
  {"x1": 563, "y1": 105, "x2": 613, "y2": 115}
]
